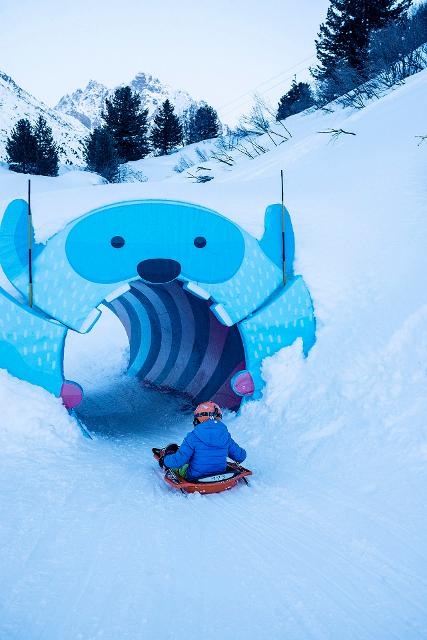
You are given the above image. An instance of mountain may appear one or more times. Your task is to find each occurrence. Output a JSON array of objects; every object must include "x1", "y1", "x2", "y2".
[
  {"x1": 55, "y1": 79, "x2": 109, "y2": 130},
  {"x1": 55, "y1": 71, "x2": 199, "y2": 130},
  {"x1": 0, "y1": 70, "x2": 200, "y2": 168},
  {"x1": 0, "y1": 70, "x2": 87, "y2": 165}
]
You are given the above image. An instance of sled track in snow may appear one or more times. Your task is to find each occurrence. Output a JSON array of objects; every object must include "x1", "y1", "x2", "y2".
[{"x1": 1, "y1": 408, "x2": 426, "y2": 640}]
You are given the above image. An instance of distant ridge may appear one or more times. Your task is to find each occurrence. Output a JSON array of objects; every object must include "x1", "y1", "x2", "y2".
[
  {"x1": 0, "y1": 70, "x2": 87, "y2": 165},
  {"x1": 0, "y1": 69, "x2": 200, "y2": 166},
  {"x1": 55, "y1": 71, "x2": 199, "y2": 130}
]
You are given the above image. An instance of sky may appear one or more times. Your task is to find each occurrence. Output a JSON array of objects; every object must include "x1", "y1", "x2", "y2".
[{"x1": 0, "y1": 0, "x2": 330, "y2": 123}]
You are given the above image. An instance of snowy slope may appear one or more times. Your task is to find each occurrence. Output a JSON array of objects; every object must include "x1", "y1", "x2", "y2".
[
  {"x1": 55, "y1": 71, "x2": 199, "y2": 130},
  {"x1": 0, "y1": 70, "x2": 427, "y2": 640},
  {"x1": 0, "y1": 71, "x2": 87, "y2": 164}
]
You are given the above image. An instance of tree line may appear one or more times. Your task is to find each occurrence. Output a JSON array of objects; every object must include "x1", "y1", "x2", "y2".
[
  {"x1": 6, "y1": 1, "x2": 425, "y2": 178},
  {"x1": 275, "y1": 0, "x2": 426, "y2": 120},
  {"x1": 6, "y1": 89, "x2": 221, "y2": 180}
]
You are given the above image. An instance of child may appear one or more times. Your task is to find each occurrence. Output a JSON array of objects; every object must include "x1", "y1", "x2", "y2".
[{"x1": 159, "y1": 401, "x2": 246, "y2": 480}]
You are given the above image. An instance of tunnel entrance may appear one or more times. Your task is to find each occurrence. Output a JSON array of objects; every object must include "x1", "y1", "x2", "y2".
[
  {"x1": 67, "y1": 280, "x2": 247, "y2": 437},
  {"x1": 105, "y1": 280, "x2": 246, "y2": 412}
]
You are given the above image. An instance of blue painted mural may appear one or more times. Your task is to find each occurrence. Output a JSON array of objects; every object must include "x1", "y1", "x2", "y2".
[{"x1": 0, "y1": 198, "x2": 315, "y2": 411}]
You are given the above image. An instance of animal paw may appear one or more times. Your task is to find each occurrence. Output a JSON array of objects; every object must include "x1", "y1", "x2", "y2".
[
  {"x1": 60, "y1": 381, "x2": 83, "y2": 409},
  {"x1": 231, "y1": 370, "x2": 255, "y2": 397}
]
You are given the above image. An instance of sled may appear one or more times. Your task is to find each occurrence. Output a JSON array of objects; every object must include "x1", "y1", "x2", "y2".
[{"x1": 152, "y1": 448, "x2": 252, "y2": 495}]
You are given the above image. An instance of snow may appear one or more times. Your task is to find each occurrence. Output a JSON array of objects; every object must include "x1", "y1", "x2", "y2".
[
  {"x1": 0, "y1": 71, "x2": 87, "y2": 165},
  {"x1": 0, "y1": 69, "x2": 427, "y2": 639},
  {"x1": 55, "y1": 71, "x2": 199, "y2": 131},
  {"x1": 0, "y1": 369, "x2": 78, "y2": 453}
]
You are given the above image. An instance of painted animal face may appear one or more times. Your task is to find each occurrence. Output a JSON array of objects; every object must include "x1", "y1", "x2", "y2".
[{"x1": 65, "y1": 200, "x2": 245, "y2": 285}]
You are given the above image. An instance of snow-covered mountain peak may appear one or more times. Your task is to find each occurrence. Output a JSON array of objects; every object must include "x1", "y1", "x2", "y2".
[
  {"x1": 55, "y1": 80, "x2": 109, "y2": 130},
  {"x1": 55, "y1": 71, "x2": 199, "y2": 130},
  {"x1": 130, "y1": 72, "x2": 164, "y2": 94},
  {"x1": 0, "y1": 69, "x2": 201, "y2": 168},
  {"x1": 0, "y1": 69, "x2": 87, "y2": 165},
  {"x1": 0, "y1": 70, "x2": 20, "y2": 92}
]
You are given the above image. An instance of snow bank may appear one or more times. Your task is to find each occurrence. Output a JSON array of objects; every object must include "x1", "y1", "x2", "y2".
[{"x1": 0, "y1": 369, "x2": 78, "y2": 453}]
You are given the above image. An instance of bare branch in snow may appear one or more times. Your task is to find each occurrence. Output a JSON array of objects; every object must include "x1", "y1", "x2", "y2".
[
  {"x1": 186, "y1": 171, "x2": 214, "y2": 183},
  {"x1": 210, "y1": 151, "x2": 234, "y2": 166},
  {"x1": 317, "y1": 128, "x2": 357, "y2": 141},
  {"x1": 235, "y1": 144, "x2": 255, "y2": 159}
]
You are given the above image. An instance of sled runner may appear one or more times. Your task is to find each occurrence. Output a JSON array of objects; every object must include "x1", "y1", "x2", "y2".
[{"x1": 152, "y1": 448, "x2": 252, "y2": 494}]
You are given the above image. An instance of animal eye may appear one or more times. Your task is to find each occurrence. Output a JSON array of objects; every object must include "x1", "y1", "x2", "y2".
[
  {"x1": 111, "y1": 236, "x2": 125, "y2": 248},
  {"x1": 194, "y1": 236, "x2": 207, "y2": 248}
]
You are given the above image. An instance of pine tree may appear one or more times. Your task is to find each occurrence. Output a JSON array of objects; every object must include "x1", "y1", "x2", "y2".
[
  {"x1": 276, "y1": 80, "x2": 315, "y2": 120},
  {"x1": 6, "y1": 118, "x2": 37, "y2": 174},
  {"x1": 313, "y1": 0, "x2": 411, "y2": 80},
  {"x1": 34, "y1": 116, "x2": 59, "y2": 176},
  {"x1": 150, "y1": 99, "x2": 183, "y2": 155},
  {"x1": 185, "y1": 103, "x2": 220, "y2": 144},
  {"x1": 102, "y1": 86, "x2": 150, "y2": 161},
  {"x1": 368, "y1": 2, "x2": 427, "y2": 76},
  {"x1": 182, "y1": 103, "x2": 198, "y2": 144},
  {"x1": 84, "y1": 127, "x2": 120, "y2": 182}
]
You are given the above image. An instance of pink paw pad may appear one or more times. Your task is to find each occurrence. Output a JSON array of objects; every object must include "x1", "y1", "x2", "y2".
[
  {"x1": 60, "y1": 381, "x2": 83, "y2": 409},
  {"x1": 231, "y1": 370, "x2": 255, "y2": 397}
]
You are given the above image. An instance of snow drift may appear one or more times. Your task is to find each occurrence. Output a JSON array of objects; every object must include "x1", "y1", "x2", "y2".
[{"x1": 0, "y1": 69, "x2": 426, "y2": 640}]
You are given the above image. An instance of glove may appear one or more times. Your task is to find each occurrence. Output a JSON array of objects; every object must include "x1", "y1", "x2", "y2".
[
  {"x1": 164, "y1": 443, "x2": 179, "y2": 455},
  {"x1": 159, "y1": 443, "x2": 178, "y2": 469}
]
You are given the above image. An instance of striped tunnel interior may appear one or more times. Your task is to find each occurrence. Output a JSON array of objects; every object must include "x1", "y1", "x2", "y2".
[{"x1": 106, "y1": 281, "x2": 246, "y2": 411}]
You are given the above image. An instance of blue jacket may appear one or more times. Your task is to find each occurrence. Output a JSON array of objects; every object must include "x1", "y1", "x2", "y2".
[{"x1": 163, "y1": 420, "x2": 246, "y2": 480}]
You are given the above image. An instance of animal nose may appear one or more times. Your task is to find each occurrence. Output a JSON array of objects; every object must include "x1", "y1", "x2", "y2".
[{"x1": 137, "y1": 259, "x2": 181, "y2": 284}]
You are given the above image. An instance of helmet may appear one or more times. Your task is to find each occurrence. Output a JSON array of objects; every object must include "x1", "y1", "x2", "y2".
[{"x1": 193, "y1": 401, "x2": 222, "y2": 426}]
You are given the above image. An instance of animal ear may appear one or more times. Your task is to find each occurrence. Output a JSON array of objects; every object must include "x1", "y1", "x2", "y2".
[
  {"x1": 0, "y1": 199, "x2": 40, "y2": 285},
  {"x1": 259, "y1": 204, "x2": 295, "y2": 276}
]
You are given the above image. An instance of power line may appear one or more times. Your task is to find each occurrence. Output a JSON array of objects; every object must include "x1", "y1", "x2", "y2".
[
  {"x1": 216, "y1": 53, "x2": 316, "y2": 115},
  {"x1": 218, "y1": 56, "x2": 316, "y2": 120}
]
